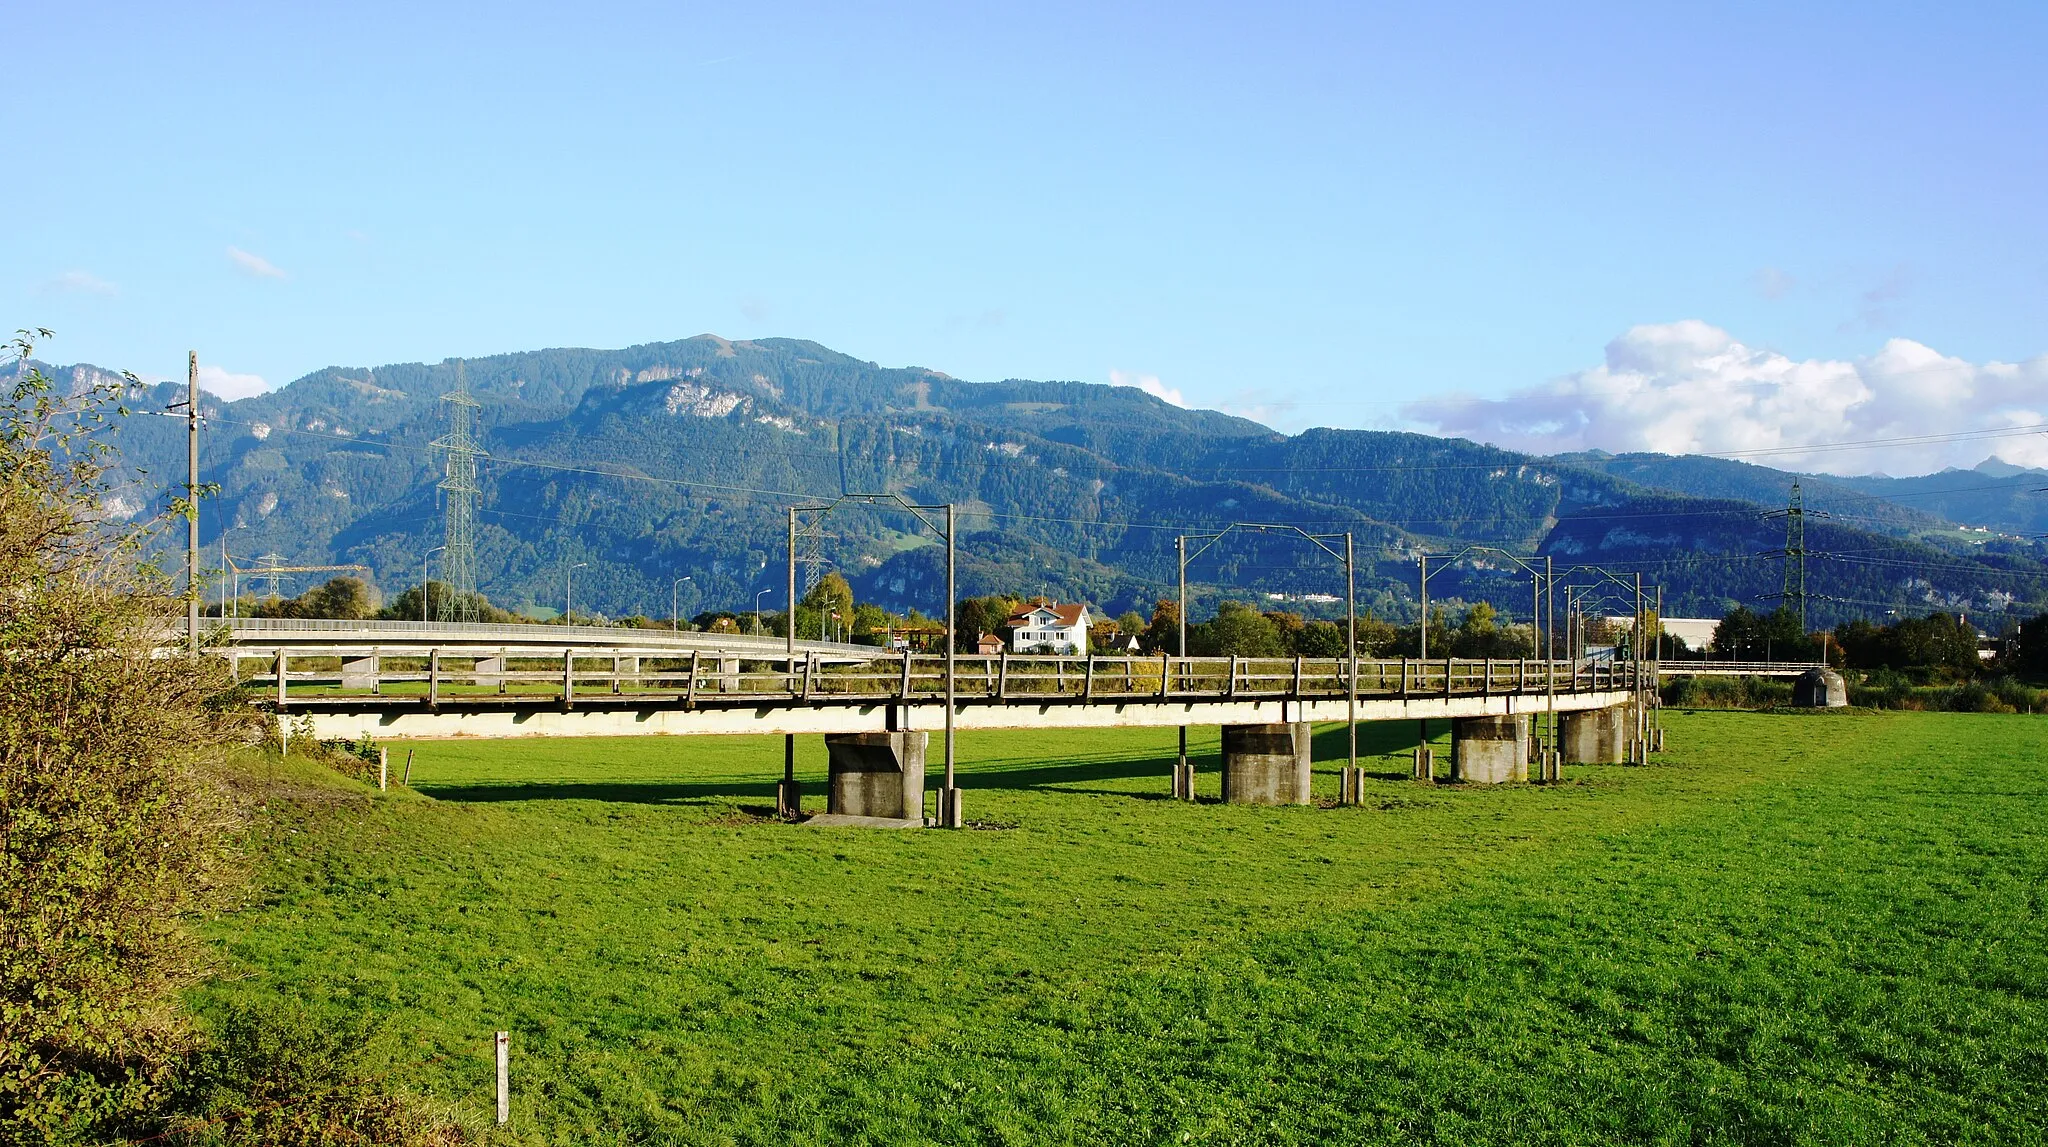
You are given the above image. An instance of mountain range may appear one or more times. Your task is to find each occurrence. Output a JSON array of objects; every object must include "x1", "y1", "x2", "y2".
[{"x1": 20, "y1": 336, "x2": 2048, "y2": 630}]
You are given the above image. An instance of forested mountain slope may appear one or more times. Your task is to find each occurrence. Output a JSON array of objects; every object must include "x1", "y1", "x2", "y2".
[{"x1": 16, "y1": 335, "x2": 2046, "y2": 628}]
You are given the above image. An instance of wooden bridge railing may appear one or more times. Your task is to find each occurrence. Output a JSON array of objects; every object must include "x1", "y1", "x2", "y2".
[{"x1": 230, "y1": 647, "x2": 1652, "y2": 708}]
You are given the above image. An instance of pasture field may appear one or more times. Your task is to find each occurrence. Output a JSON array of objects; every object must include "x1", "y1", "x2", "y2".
[{"x1": 197, "y1": 712, "x2": 2048, "y2": 1145}]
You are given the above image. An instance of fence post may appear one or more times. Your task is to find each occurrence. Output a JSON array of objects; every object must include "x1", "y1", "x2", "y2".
[
  {"x1": 378, "y1": 747, "x2": 388, "y2": 792},
  {"x1": 686, "y1": 651, "x2": 701, "y2": 707},
  {"x1": 276, "y1": 649, "x2": 288, "y2": 707},
  {"x1": 563, "y1": 650, "x2": 575, "y2": 707},
  {"x1": 495, "y1": 1031, "x2": 509, "y2": 1126}
]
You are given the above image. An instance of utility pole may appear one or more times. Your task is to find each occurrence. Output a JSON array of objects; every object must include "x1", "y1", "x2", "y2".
[
  {"x1": 1418, "y1": 552, "x2": 1428, "y2": 661},
  {"x1": 185, "y1": 352, "x2": 200, "y2": 654},
  {"x1": 422, "y1": 546, "x2": 445, "y2": 623},
  {"x1": 942, "y1": 502, "x2": 960, "y2": 828},
  {"x1": 1176, "y1": 534, "x2": 1190, "y2": 799},
  {"x1": 782, "y1": 508, "x2": 799, "y2": 817},
  {"x1": 1345, "y1": 532, "x2": 1357, "y2": 777}
]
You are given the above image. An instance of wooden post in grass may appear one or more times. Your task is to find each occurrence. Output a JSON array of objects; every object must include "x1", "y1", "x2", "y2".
[
  {"x1": 495, "y1": 1031, "x2": 509, "y2": 1125},
  {"x1": 402, "y1": 749, "x2": 415, "y2": 786},
  {"x1": 378, "y1": 747, "x2": 387, "y2": 791}
]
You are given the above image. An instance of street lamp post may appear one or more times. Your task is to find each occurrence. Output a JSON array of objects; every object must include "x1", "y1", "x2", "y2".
[
  {"x1": 672, "y1": 576, "x2": 692, "y2": 631},
  {"x1": 754, "y1": 588, "x2": 772, "y2": 634},
  {"x1": 422, "y1": 545, "x2": 446, "y2": 624},
  {"x1": 565, "y1": 561, "x2": 587, "y2": 623}
]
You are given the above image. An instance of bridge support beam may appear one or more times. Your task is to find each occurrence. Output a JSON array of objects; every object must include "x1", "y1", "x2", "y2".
[
  {"x1": 1219, "y1": 722, "x2": 1311, "y2": 806},
  {"x1": 1450, "y1": 715, "x2": 1527, "y2": 784},
  {"x1": 1560, "y1": 706, "x2": 1626, "y2": 765},
  {"x1": 825, "y1": 732, "x2": 928, "y2": 822}
]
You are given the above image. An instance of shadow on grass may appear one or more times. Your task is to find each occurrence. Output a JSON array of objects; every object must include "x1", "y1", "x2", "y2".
[{"x1": 417, "y1": 780, "x2": 772, "y2": 805}]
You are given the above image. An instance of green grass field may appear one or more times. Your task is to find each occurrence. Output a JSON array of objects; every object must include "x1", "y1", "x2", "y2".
[{"x1": 197, "y1": 712, "x2": 2048, "y2": 1145}]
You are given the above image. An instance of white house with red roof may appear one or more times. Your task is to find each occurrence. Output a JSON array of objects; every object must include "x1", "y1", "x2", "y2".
[{"x1": 1006, "y1": 601, "x2": 1091, "y2": 655}]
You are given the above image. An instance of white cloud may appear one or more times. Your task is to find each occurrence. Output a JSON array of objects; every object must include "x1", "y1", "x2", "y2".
[
  {"x1": 1109, "y1": 368, "x2": 1185, "y2": 408},
  {"x1": 43, "y1": 270, "x2": 118, "y2": 296},
  {"x1": 226, "y1": 246, "x2": 287, "y2": 279},
  {"x1": 197, "y1": 364, "x2": 273, "y2": 400},
  {"x1": 1403, "y1": 320, "x2": 2048, "y2": 476}
]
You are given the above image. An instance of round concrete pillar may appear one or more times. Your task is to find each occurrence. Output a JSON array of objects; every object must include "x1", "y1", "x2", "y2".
[{"x1": 1219, "y1": 722, "x2": 1312, "y2": 805}]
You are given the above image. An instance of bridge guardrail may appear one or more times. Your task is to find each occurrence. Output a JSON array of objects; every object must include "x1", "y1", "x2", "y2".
[
  {"x1": 231, "y1": 648, "x2": 1658, "y2": 709},
  {"x1": 222, "y1": 617, "x2": 876, "y2": 658}
]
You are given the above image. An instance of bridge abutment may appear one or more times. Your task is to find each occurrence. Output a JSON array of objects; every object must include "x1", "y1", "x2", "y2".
[
  {"x1": 1450, "y1": 715, "x2": 1527, "y2": 784},
  {"x1": 1219, "y1": 722, "x2": 1312, "y2": 805},
  {"x1": 824, "y1": 732, "x2": 927, "y2": 822},
  {"x1": 1560, "y1": 706, "x2": 1626, "y2": 764}
]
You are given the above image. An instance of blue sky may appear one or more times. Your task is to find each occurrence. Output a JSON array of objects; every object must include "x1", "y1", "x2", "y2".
[{"x1": 9, "y1": 2, "x2": 2047, "y2": 472}]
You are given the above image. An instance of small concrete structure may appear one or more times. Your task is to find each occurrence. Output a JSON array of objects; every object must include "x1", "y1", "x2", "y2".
[
  {"x1": 1792, "y1": 668, "x2": 1848, "y2": 708},
  {"x1": 341, "y1": 654, "x2": 380, "y2": 692},
  {"x1": 1451, "y1": 715, "x2": 1528, "y2": 784},
  {"x1": 473, "y1": 655, "x2": 505, "y2": 689},
  {"x1": 1219, "y1": 722, "x2": 1312, "y2": 805},
  {"x1": 1560, "y1": 706, "x2": 1626, "y2": 764},
  {"x1": 824, "y1": 731, "x2": 927, "y2": 821}
]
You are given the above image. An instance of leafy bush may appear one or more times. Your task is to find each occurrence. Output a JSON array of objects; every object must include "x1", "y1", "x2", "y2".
[
  {"x1": 1660, "y1": 675, "x2": 1793, "y2": 709},
  {"x1": 0, "y1": 334, "x2": 258, "y2": 1140}
]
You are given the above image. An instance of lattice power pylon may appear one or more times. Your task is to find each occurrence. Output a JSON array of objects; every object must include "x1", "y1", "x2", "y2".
[
  {"x1": 1761, "y1": 481, "x2": 1810, "y2": 631},
  {"x1": 430, "y1": 360, "x2": 487, "y2": 623}
]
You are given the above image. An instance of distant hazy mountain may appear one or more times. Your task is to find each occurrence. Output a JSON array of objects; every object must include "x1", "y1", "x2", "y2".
[
  {"x1": 1830, "y1": 460, "x2": 2048, "y2": 538},
  {"x1": 16, "y1": 336, "x2": 2047, "y2": 627}
]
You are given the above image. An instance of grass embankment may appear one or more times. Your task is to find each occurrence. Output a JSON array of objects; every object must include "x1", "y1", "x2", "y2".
[{"x1": 197, "y1": 713, "x2": 2048, "y2": 1144}]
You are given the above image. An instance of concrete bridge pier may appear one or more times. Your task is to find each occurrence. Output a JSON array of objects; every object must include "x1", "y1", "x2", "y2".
[
  {"x1": 717, "y1": 656, "x2": 742, "y2": 694},
  {"x1": 1450, "y1": 715, "x2": 1528, "y2": 784},
  {"x1": 824, "y1": 732, "x2": 927, "y2": 823},
  {"x1": 1219, "y1": 722, "x2": 1311, "y2": 805},
  {"x1": 1560, "y1": 706, "x2": 1626, "y2": 764}
]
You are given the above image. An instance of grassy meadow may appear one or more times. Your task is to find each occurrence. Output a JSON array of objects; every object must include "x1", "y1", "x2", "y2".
[{"x1": 196, "y1": 712, "x2": 2048, "y2": 1145}]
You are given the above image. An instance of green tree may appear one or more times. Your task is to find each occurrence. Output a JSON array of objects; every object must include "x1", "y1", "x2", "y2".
[
  {"x1": 1192, "y1": 600, "x2": 1287, "y2": 657},
  {"x1": 1117, "y1": 610, "x2": 1146, "y2": 637},
  {"x1": 955, "y1": 594, "x2": 1022, "y2": 652},
  {"x1": 803, "y1": 571, "x2": 855, "y2": 621},
  {"x1": 1355, "y1": 613, "x2": 1399, "y2": 656},
  {"x1": 1293, "y1": 619, "x2": 1346, "y2": 657},
  {"x1": 1142, "y1": 598, "x2": 1181, "y2": 654},
  {"x1": 1, "y1": 333, "x2": 247, "y2": 1138},
  {"x1": 254, "y1": 575, "x2": 378, "y2": 620}
]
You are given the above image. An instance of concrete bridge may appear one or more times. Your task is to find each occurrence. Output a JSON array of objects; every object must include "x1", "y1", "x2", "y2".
[{"x1": 247, "y1": 646, "x2": 1658, "y2": 822}]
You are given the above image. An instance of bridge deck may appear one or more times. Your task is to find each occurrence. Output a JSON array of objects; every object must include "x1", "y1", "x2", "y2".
[{"x1": 250, "y1": 650, "x2": 1653, "y2": 739}]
